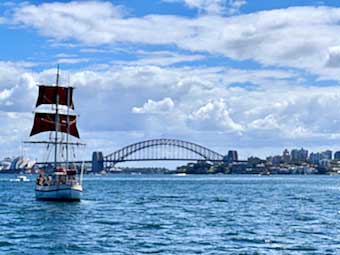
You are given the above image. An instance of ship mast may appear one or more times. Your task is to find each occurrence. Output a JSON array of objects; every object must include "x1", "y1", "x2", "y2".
[
  {"x1": 27, "y1": 66, "x2": 83, "y2": 167},
  {"x1": 66, "y1": 77, "x2": 71, "y2": 169},
  {"x1": 54, "y1": 65, "x2": 60, "y2": 169}
]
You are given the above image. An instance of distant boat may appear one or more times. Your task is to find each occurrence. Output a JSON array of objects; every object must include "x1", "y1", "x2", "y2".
[
  {"x1": 174, "y1": 173, "x2": 187, "y2": 176},
  {"x1": 130, "y1": 172, "x2": 142, "y2": 175},
  {"x1": 9, "y1": 175, "x2": 30, "y2": 182},
  {"x1": 18, "y1": 175, "x2": 29, "y2": 182},
  {"x1": 26, "y1": 66, "x2": 84, "y2": 202}
]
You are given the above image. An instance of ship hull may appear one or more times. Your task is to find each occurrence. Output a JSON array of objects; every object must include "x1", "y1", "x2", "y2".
[{"x1": 35, "y1": 184, "x2": 82, "y2": 202}]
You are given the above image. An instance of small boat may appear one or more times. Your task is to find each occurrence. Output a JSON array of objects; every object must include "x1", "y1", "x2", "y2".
[
  {"x1": 17, "y1": 175, "x2": 29, "y2": 182},
  {"x1": 130, "y1": 172, "x2": 141, "y2": 175},
  {"x1": 9, "y1": 175, "x2": 30, "y2": 182},
  {"x1": 174, "y1": 173, "x2": 187, "y2": 176},
  {"x1": 26, "y1": 66, "x2": 84, "y2": 202}
]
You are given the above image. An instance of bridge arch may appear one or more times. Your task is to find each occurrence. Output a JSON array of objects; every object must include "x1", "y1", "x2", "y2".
[{"x1": 104, "y1": 138, "x2": 224, "y2": 164}]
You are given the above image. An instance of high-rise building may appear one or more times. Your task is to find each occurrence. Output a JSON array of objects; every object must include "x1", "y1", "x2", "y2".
[
  {"x1": 291, "y1": 148, "x2": 308, "y2": 162},
  {"x1": 334, "y1": 151, "x2": 340, "y2": 160},
  {"x1": 321, "y1": 150, "x2": 332, "y2": 160},
  {"x1": 309, "y1": 152, "x2": 321, "y2": 164},
  {"x1": 309, "y1": 150, "x2": 332, "y2": 165},
  {"x1": 291, "y1": 149, "x2": 299, "y2": 161},
  {"x1": 300, "y1": 148, "x2": 308, "y2": 161},
  {"x1": 282, "y1": 149, "x2": 290, "y2": 163}
]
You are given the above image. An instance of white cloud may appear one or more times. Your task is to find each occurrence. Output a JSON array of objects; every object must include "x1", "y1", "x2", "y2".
[
  {"x1": 57, "y1": 58, "x2": 90, "y2": 64},
  {"x1": 132, "y1": 97, "x2": 175, "y2": 114},
  {"x1": 55, "y1": 53, "x2": 78, "y2": 58},
  {"x1": 10, "y1": 2, "x2": 340, "y2": 80},
  {"x1": 325, "y1": 46, "x2": 340, "y2": 67},
  {"x1": 0, "y1": 89, "x2": 12, "y2": 101},
  {"x1": 0, "y1": 62, "x2": 37, "y2": 111},
  {"x1": 188, "y1": 99, "x2": 244, "y2": 132},
  {"x1": 2, "y1": 59, "x2": 340, "y2": 159},
  {"x1": 12, "y1": 1, "x2": 124, "y2": 44},
  {"x1": 114, "y1": 51, "x2": 206, "y2": 66},
  {"x1": 64, "y1": 64, "x2": 340, "y2": 144},
  {"x1": 3, "y1": 1, "x2": 340, "y2": 160}
]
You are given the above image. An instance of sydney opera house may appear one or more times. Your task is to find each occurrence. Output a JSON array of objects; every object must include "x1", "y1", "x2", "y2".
[{"x1": 0, "y1": 157, "x2": 36, "y2": 173}]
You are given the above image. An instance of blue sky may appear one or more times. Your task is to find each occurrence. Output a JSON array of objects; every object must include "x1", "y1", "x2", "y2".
[{"x1": 1, "y1": 0, "x2": 340, "y2": 163}]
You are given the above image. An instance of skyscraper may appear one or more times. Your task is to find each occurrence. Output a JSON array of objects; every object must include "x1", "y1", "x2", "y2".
[
  {"x1": 334, "y1": 151, "x2": 340, "y2": 160},
  {"x1": 321, "y1": 150, "x2": 332, "y2": 160},
  {"x1": 291, "y1": 148, "x2": 308, "y2": 162},
  {"x1": 282, "y1": 149, "x2": 291, "y2": 163}
]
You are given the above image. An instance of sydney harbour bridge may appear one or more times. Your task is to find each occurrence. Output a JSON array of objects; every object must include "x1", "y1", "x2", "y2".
[
  {"x1": 36, "y1": 138, "x2": 234, "y2": 172},
  {"x1": 91, "y1": 138, "x2": 230, "y2": 172}
]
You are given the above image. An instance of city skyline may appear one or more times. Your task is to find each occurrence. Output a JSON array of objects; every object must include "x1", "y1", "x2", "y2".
[
  {"x1": 3, "y1": 145, "x2": 340, "y2": 174},
  {"x1": 2, "y1": 1, "x2": 340, "y2": 160}
]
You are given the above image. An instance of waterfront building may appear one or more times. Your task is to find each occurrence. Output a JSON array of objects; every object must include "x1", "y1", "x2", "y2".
[
  {"x1": 309, "y1": 152, "x2": 322, "y2": 165},
  {"x1": 319, "y1": 159, "x2": 331, "y2": 167},
  {"x1": 230, "y1": 162, "x2": 249, "y2": 174},
  {"x1": 9, "y1": 156, "x2": 35, "y2": 171},
  {"x1": 271, "y1": 155, "x2": 282, "y2": 165},
  {"x1": 334, "y1": 151, "x2": 340, "y2": 160},
  {"x1": 309, "y1": 150, "x2": 333, "y2": 165},
  {"x1": 291, "y1": 148, "x2": 308, "y2": 162},
  {"x1": 291, "y1": 166, "x2": 315, "y2": 174},
  {"x1": 321, "y1": 150, "x2": 332, "y2": 160}
]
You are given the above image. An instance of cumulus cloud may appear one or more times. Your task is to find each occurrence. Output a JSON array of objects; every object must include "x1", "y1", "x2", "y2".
[
  {"x1": 132, "y1": 98, "x2": 175, "y2": 114},
  {"x1": 0, "y1": 62, "x2": 36, "y2": 112},
  {"x1": 9, "y1": 2, "x2": 340, "y2": 80},
  {"x1": 2, "y1": 1, "x2": 340, "y2": 160},
  {"x1": 12, "y1": 1, "x2": 124, "y2": 44},
  {"x1": 188, "y1": 99, "x2": 244, "y2": 132},
  {"x1": 2, "y1": 61, "x2": 340, "y2": 158},
  {"x1": 65, "y1": 64, "x2": 340, "y2": 143}
]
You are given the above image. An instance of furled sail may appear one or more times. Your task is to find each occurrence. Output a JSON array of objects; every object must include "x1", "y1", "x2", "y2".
[
  {"x1": 36, "y1": 85, "x2": 74, "y2": 109},
  {"x1": 30, "y1": 112, "x2": 80, "y2": 138}
]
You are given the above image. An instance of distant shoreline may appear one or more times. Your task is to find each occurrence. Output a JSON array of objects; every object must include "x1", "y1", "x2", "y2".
[{"x1": 0, "y1": 171, "x2": 338, "y2": 176}]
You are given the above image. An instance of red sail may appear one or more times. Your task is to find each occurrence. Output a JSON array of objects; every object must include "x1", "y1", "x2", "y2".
[
  {"x1": 36, "y1": 85, "x2": 74, "y2": 109},
  {"x1": 30, "y1": 113, "x2": 80, "y2": 138}
]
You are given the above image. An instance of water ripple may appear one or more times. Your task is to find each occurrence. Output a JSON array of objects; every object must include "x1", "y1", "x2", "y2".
[{"x1": 1, "y1": 174, "x2": 340, "y2": 254}]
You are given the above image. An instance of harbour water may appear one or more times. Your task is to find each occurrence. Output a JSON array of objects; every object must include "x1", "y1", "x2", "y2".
[{"x1": 1, "y1": 174, "x2": 340, "y2": 254}]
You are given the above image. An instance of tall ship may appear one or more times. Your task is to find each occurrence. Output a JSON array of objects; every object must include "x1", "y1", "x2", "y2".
[{"x1": 27, "y1": 66, "x2": 84, "y2": 201}]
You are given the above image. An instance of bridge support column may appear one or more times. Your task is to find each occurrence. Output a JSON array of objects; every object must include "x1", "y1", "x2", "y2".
[{"x1": 92, "y1": 151, "x2": 104, "y2": 173}]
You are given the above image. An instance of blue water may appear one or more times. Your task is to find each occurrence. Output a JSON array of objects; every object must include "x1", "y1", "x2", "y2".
[{"x1": 1, "y1": 174, "x2": 340, "y2": 254}]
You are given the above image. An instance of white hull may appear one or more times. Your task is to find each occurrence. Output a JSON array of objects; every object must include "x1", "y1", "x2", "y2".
[{"x1": 35, "y1": 183, "x2": 82, "y2": 202}]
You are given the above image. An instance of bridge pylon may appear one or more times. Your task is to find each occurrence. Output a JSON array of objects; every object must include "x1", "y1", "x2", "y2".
[{"x1": 92, "y1": 151, "x2": 104, "y2": 173}]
